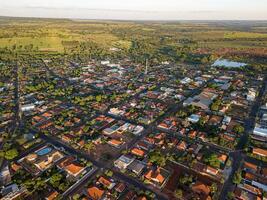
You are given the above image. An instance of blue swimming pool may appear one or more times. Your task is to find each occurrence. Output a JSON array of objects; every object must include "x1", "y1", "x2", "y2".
[{"x1": 36, "y1": 147, "x2": 52, "y2": 156}]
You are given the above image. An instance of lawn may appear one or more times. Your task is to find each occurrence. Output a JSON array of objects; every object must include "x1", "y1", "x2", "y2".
[{"x1": 0, "y1": 36, "x2": 74, "y2": 52}]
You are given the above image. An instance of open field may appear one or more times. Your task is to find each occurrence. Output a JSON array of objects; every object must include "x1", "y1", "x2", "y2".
[{"x1": 0, "y1": 17, "x2": 266, "y2": 68}]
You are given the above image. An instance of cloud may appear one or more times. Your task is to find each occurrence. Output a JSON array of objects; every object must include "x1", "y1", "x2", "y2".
[{"x1": 0, "y1": 4, "x2": 266, "y2": 20}]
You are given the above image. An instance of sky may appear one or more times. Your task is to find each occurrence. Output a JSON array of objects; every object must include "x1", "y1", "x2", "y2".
[{"x1": 0, "y1": 0, "x2": 267, "y2": 20}]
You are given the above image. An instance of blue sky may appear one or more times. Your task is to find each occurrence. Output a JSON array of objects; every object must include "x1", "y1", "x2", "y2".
[{"x1": 0, "y1": 0, "x2": 266, "y2": 20}]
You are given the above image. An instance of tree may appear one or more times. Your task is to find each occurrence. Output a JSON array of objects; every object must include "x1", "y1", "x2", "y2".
[
  {"x1": 33, "y1": 178, "x2": 46, "y2": 191},
  {"x1": 210, "y1": 103, "x2": 219, "y2": 111},
  {"x1": 179, "y1": 174, "x2": 193, "y2": 186},
  {"x1": 210, "y1": 183, "x2": 218, "y2": 194},
  {"x1": 201, "y1": 56, "x2": 209, "y2": 64},
  {"x1": 96, "y1": 95, "x2": 102, "y2": 102},
  {"x1": 227, "y1": 192, "x2": 235, "y2": 200},
  {"x1": 83, "y1": 125, "x2": 91, "y2": 133},
  {"x1": 233, "y1": 124, "x2": 245, "y2": 134},
  {"x1": 73, "y1": 194, "x2": 80, "y2": 200},
  {"x1": 176, "y1": 110, "x2": 187, "y2": 118},
  {"x1": 203, "y1": 153, "x2": 220, "y2": 168},
  {"x1": 187, "y1": 105, "x2": 197, "y2": 114},
  {"x1": 50, "y1": 173, "x2": 63, "y2": 188},
  {"x1": 59, "y1": 182, "x2": 68, "y2": 191},
  {"x1": 4, "y1": 148, "x2": 18, "y2": 160},
  {"x1": 0, "y1": 150, "x2": 5, "y2": 157},
  {"x1": 174, "y1": 189, "x2": 183, "y2": 199},
  {"x1": 198, "y1": 117, "x2": 206, "y2": 127},
  {"x1": 233, "y1": 170, "x2": 242, "y2": 185},
  {"x1": 148, "y1": 150, "x2": 166, "y2": 167},
  {"x1": 84, "y1": 142, "x2": 95, "y2": 151},
  {"x1": 210, "y1": 99, "x2": 222, "y2": 111}
]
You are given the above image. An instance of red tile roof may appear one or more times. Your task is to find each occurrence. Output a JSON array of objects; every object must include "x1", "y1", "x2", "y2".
[{"x1": 87, "y1": 186, "x2": 104, "y2": 200}]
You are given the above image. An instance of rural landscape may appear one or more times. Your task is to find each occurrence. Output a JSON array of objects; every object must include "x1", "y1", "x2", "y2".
[{"x1": 0, "y1": 13, "x2": 267, "y2": 200}]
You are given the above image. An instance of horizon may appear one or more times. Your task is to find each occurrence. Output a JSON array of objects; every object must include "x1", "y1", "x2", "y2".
[
  {"x1": 0, "y1": 0, "x2": 267, "y2": 20},
  {"x1": 1, "y1": 15, "x2": 267, "y2": 22}
]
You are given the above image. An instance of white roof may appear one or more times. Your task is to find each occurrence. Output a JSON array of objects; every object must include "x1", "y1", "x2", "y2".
[
  {"x1": 119, "y1": 155, "x2": 132, "y2": 163},
  {"x1": 253, "y1": 126, "x2": 267, "y2": 137},
  {"x1": 252, "y1": 181, "x2": 267, "y2": 192}
]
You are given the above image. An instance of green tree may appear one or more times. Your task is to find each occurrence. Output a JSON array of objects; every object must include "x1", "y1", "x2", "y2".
[
  {"x1": 96, "y1": 95, "x2": 102, "y2": 102},
  {"x1": 203, "y1": 154, "x2": 220, "y2": 168},
  {"x1": 210, "y1": 183, "x2": 218, "y2": 194},
  {"x1": 5, "y1": 148, "x2": 18, "y2": 160},
  {"x1": 201, "y1": 56, "x2": 209, "y2": 64},
  {"x1": 174, "y1": 189, "x2": 183, "y2": 199},
  {"x1": 59, "y1": 182, "x2": 68, "y2": 191},
  {"x1": 179, "y1": 174, "x2": 193, "y2": 186},
  {"x1": 233, "y1": 170, "x2": 242, "y2": 185},
  {"x1": 227, "y1": 192, "x2": 235, "y2": 200},
  {"x1": 72, "y1": 194, "x2": 80, "y2": 200},
  {"x1": 148, "y1": 150, "x2": 166, "y2": 167},
  {"x1": 33, "y1": 178, "x2": 46, "y2": 191},
  {"x1": 84, "y1": 142, "x2": 95, "y2": 151},
  {"x1": 50, "y1": 173, "x2": 63, "y2": 188},
  {"x1": 176, "y1": 110, "x2": 187, "y2": 118},
  {"x1": 233, "y1": 124, "x2": 245, "y2": 134}
]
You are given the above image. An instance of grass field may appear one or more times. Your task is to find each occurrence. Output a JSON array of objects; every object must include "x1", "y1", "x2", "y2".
[
  {"x1": 0, "y1": 36, "x2": 67, "y2": 51},
  {"x1": 0, "y1": 32, "x2": 131, "y2": 52}
]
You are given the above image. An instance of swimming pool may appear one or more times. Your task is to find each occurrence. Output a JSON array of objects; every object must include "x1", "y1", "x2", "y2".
[{"x1": 36, "y1": 147, "x2": 52, "y2": 156}]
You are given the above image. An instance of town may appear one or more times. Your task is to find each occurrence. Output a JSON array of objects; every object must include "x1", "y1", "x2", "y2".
[{"x1": 0, "y1": 55, "x2": 266, "y2": 200}]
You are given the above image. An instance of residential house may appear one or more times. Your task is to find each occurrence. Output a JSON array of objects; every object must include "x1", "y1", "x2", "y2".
[
  {"x1": 127, "y1": 160, "x2": 145, "y2": 175},
  {"x1": 87, "y1": 186, "x2": 105, "y2": 200},
  {"x1": 131, "y1": 148, "x2": 145, "y2": 157},
  {"x1": 115, "y1": 183, "x2": 126, "y2": 193},
  {"x1": 208, "y1": 115, "x2": 222, "y2": 126},
  {"x1": 64, "y1": 162, "x2": 86, "y2": 179},
  {"x1": 98, "y1": 176, "x2": 116, "y2": 190},
  {"x1": 177, "y1": 141, "x2": 187, "y2": 151},
  {"x1": 114, "y1": 155, "x2": 134, "y2": 170},
  {"x1": 247, "y1": 88, "x2": 256, "y2": 101},
  {"x1": 21, "y1": 104, "x2": 35, "y2": 112},
  {"x1": 45, "y1": 191, "x2": 59, "y2": 200},
  {"x1": 252, "y1": 148, "x2": 267, "y2": 157},
  {"x1": 108, "y1": 139, "x2": 123, "y2": 148},
  {"x1": 144, "y1": 167, "x2": 169, "y2": 187},
  {"x1": 205, "y1": 166, "x2": 219, "y2": 176},
  {"x1": 192, "y1": 181, "x2": 211, "y2": 196},
  {"x1": 0, "y1": 165, "x2": 11, "y2": 186},
  {"x1": 218, "y1": 154, "x2": 228, "y2": 165},
  {"x1": 243, "y1": 162, "x2": 258, "y2": 172}
]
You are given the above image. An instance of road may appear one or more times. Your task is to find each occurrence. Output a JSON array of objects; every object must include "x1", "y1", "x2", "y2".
[{"x1": 13, "y1": 62, "x2": 21, "y2": 130}]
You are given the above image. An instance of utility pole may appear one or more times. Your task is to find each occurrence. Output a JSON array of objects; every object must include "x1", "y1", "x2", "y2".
[{"x1": 145, "y1": 58, "x2": 148, "y2": 75}]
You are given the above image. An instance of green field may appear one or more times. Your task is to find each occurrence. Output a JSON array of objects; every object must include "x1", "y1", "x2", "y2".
[{"x1": 0, "y1": 17, "x2": 266, "y2": 67}]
